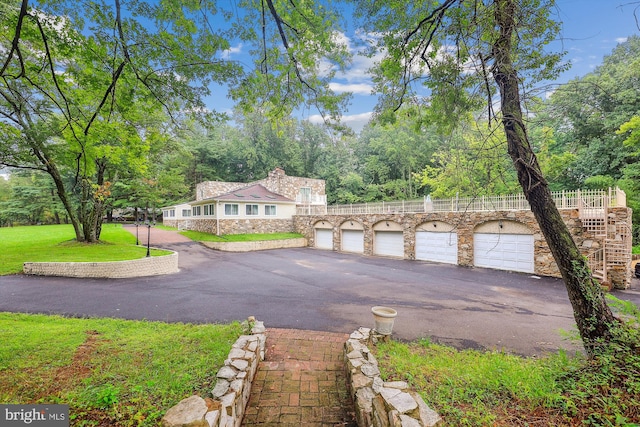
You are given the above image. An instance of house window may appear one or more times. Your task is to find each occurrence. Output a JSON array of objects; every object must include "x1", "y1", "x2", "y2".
[
  {"x1": 225, "y1": 204, "x2": 239, "y2": 216},
  {"x1": 204, "y1": 204, "x2": 215, "y2": 216},
  {"x1": 299, "y1": 187, "x2": 311, "y2": 203},
  {"x1": 192, "y1": 206, "x2": 201, "y2": 217},
  {"x1": 170, "y1": 209, "x2": 175, "y2": 217},
  {"x1": 182, "y1": 209, "x2": 191, "y2": 217},
  {"x1": 246, "y1": 204, "x2": 259, "y2": 216},
  {"x1": 265, "y1": 205, "x2": 277, "y2": 216}
]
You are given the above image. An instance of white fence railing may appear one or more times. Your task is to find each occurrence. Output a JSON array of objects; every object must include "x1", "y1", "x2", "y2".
[{"x1": 296, "y1": 188, "x2": 625, "y2": 216}]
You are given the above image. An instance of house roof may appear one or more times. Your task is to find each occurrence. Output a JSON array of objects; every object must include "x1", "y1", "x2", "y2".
[{"x1": 192, "y1": 184, "x2": 295, "y2": 205}]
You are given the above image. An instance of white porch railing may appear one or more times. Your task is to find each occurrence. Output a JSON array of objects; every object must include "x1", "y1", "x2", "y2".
[
  {"x1": 296, "y1": 194, "x2": 327, "y2": 205},
  {"x1": 295, "y1": 188, "x2": 625, "y2": 216}
]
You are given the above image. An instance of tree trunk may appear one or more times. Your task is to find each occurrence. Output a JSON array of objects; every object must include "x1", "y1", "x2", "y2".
[{"x1": 492, "y1": 0, "x2": 616, "y2": 355}]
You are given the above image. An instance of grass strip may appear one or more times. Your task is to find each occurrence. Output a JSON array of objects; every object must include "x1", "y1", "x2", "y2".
[{"x1": 179, "y1": 230, "x2": 303, "y2": 242}]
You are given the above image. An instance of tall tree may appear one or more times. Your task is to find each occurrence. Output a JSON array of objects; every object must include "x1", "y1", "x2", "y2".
[
  {"x1": 354, "y1": 0, "x2": 618, "y2": 354},
  {"x1": 0, "y1": 0, "x2": 239, "y2": 242}
]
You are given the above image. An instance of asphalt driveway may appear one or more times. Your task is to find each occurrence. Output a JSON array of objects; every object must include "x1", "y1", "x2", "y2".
[{"x1": 1, "y1": 227, "x2": 639, "y2": 356}]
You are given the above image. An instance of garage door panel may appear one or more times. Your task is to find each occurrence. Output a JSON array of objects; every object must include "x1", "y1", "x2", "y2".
[
  {"x1": 415, "y1": 232, "x2": 458, "y2": 264},
  {"x1": 375, "y1": 231, "x2": 404, "y2": 257},
  {"x1": 474, "y1": 233, "x2": 534, "y2": 273},
  {"x1": 342, "y1": 230, "x2": 364, "y2": 253},
  {"x1": 315, "y1": 229, "x2": 333, "y2": 250}
]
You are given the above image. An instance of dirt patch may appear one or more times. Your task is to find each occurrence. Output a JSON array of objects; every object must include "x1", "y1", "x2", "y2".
[{"x1": 33, "y1": 330, "x2": 103, "y2": 401}]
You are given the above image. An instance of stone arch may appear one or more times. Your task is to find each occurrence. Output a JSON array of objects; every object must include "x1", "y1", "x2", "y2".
[
  {"x1": 372, "y1": 220, "x2": 405, "y2": 258},
  {"x1": 339, "y1": 219, "x2": 364, "y2": 230},
  {"x1": 339, "y1": 219, "x2": 365, "y2": 253},
  {"x1": 313, "y1": 220, "x2": 333, "y2": 229},
  {"x1": 474, "y1": 219, "x2": 533, "y2": 235},
  {"x1": 416, "y1": 220, "x2": 457, "y2": 232},
  {"x1": 313, "y1": 220, "x2": 334, "y2": 250},
  {"x1": 372, "y1": 220, "x2": 403, "y2": 231}
]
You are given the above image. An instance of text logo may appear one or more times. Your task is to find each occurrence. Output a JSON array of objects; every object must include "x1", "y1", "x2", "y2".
[{"x1": 1, "y1": 405, "x2": 68, "y2": 427}]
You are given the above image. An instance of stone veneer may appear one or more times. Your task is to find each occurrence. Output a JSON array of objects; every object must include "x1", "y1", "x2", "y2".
[
  {"x1": 23, "y1": 252, "x2": 178, "y2": 278},
  {"x1": 196, "y1": 167, "x2": 325, "y2": 202},
  {"x1": 162, "y1": 318, "x2": 266, "y2": 427},
  {"x1": 294, "y1": 208, "x2": 634, "y2": 289},
  {"x1": 163, "y1": 218, "x2": 295, "y2": 235},
  {"x1": 201, "y1": 238, "x2": 307, "y2": 252},
  {"x1": 345, "y1": 328, "x2": 441, "y2": 426}
]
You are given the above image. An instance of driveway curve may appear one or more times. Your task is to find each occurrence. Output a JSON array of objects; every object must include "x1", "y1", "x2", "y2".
[{"x1": 1, "y1": 226, "x2": 639, "y2": 356}]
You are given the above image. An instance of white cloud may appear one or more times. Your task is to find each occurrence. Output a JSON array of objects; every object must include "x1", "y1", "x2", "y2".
[
  {"x1": 307, "y1": 111, "x2": 373, "y2": 133},
  {"x1": 329, "y1": 82, "x2": 373, "y2": 95},
  {"x1": 615, "y1": 37, "x2": 628, "y2": 44},
  {"x1": 223, "y1": 43, "x2": 243, "y2": 59}
]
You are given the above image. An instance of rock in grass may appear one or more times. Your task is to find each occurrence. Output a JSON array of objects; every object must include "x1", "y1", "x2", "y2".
[{"x1": 161, "y1": 395, "x2": 209, "y2": 427}]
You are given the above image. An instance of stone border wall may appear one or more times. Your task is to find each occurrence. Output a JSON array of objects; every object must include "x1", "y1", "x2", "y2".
[
  {"x1": 164, "y1": 218, "x2": 295, "y2": 236},
  {"x1": 201, "y1": 238, "x2": 307, "y2": 252},
  {"x1": 23, "y1": 252, "x2": 178, "y2": 278},
  {"x1": 162, "y1": 319, "x2": 266, "y2": 427},
  {"x1": 345, "y1": 328, "x2": 441, "y2": 426}
]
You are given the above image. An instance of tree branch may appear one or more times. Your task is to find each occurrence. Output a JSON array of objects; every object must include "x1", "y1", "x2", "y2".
[{"x1": 0, "y1": 0, "x2": 29, "y2": 78}]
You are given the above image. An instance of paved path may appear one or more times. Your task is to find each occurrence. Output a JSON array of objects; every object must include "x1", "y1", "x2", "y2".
[{"x1": 242, "y1": 329, "x2": 356, "y2": 427}]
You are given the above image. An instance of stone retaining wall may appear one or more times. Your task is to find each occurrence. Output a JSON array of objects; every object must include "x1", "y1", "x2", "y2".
[
  {"x1": 294, "y1": 208, "x2": 633, "y2": 289},
  {"x1": 164, "y1": 218, "x2": 295, "y2": 235},
  {"x1": 201, "y1": 238, "x2": 307, "y2": 252},
  {"x1": 23, "y1": 252, "x2": 179, "y2": 278},
  {"x1": 345, "y1": 328, "x2": 441, "y2": 426},
  {"x1": 162, "y1": 318, "x2": 266, "y2": 427}
]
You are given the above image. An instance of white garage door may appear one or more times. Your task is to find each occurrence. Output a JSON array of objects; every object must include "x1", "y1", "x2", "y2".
[
  {"x1": 374, "y1": 231, "x2": 404, "y2": 258},
  {"x1": 342, "y1": 230, "x2": 364, "y2": 253},
  {"x1": 415, "y1": 232, "x2": 458, "y2": 264},
  {"x1": 474, "y1": 233, "x2": 534, "y2": 273},
  {"x1": 315, "y1": 229, "x2": 333, "y2": 250}
]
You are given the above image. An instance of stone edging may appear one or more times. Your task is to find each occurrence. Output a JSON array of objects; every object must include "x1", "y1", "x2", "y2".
[
  {"x1": 345, "y1": 327, "x2": 442, "y2": 427},
  {"x1": 161, "y1": 318, "x2": 266, "y2": 427},
  {"x1": 201, "y1": 237, "x2": 307, "y2": 252},
  {"x1": 23, "y1": 251, "x2": 179, "y2": 279}
]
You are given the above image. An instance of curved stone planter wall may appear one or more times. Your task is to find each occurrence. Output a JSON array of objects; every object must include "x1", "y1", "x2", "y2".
[
  {"x1": 23, "y1": 251, "x2": 178, "y2": 278},
  {"x1": 201, "y1": 238, "x2": 307, "y2": 252}
]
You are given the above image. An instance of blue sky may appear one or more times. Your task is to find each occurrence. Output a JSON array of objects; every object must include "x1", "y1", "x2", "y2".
[{"x1": 208, "y1": 1, "x2": 640, "y2": 131}]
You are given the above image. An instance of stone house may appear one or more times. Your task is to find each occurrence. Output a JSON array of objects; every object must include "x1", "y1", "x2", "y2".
[
  {"x1": 164, "y1": 175, "x2": 632, "y2": 289},
  {"x1": 162, "y1": 168, "x2": 327, "y2": 234}
]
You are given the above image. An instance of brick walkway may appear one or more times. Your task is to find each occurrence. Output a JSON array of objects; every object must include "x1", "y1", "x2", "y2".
[{"x1": 241, "y1": 328, "x2": 357, "y2": 426}]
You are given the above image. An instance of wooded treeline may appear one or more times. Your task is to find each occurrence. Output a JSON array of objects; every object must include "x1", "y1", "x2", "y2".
[{"x1": 3, "y1": 35, "x2": 640, "y2": 241}]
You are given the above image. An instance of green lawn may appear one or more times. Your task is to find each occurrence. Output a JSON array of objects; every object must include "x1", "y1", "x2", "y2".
[
  {"x1": 0, "y1": 313, "x2": 243, "y2": 426},
  {"x1": 375, "y1": 295, "x2": 640, "y2": 426},
  {"x1": 0, "y1": 224, "x2": 170, "y2": 275}
]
